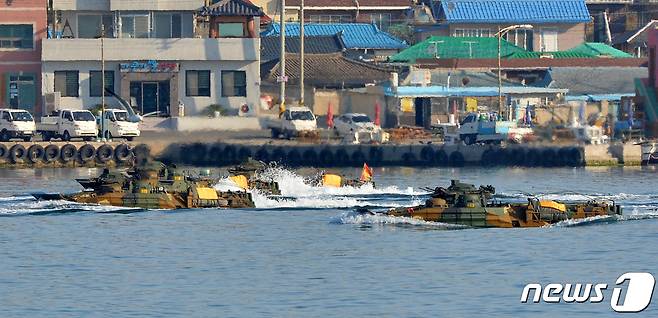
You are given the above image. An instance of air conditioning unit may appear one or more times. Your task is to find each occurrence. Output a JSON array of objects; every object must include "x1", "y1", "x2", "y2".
[
  {"x1": 239, "y1": 103, "x2": 253, "y2": 117},
  {"x1": 43, "y1": 92, "x2": 61, "y2": 113}
]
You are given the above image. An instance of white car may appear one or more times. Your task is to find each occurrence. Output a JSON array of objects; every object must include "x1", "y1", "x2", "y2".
[
  {"x1": 271, "y1": 107, "x2": 318, "y2": 139},
  {"x1": 99, "y1": 109, "x2": 140, "y2": 141},
  {"x1": 0, "y1": 108, "x2": 36, "y2": 141},
  {"x1": 37, "y1": 109, "x2": 97, "y2": 141},
  {"x1": 333, "y1": 113, "x2": 388, "y2": 144}
]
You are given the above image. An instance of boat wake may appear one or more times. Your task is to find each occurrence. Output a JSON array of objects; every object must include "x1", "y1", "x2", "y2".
[
  {"x1": 217, "y1": 166, "x2": 427, "y2": 210},
  {"x1": 0, "y1": 196, "x2": 144, "y2": 217},
  {"x1": 330, "y1": 210, "x2": 468, "y2": 230}
]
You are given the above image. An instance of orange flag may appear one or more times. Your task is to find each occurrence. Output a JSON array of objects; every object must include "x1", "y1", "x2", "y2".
[{"x1": 360, "y1": 163, "x2": 373, "y2": 182}]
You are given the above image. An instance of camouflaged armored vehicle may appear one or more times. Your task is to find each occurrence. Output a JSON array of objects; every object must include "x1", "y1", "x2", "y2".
[
  {"x1": 228, "y1": 158, "x2": 281, "y2": 195},
  {"x1": 362, "y1": 180, "x2": 622, "y2": 228},
  {"x1": 33, "y1": 162, "x2": 254, "y2": 209}
]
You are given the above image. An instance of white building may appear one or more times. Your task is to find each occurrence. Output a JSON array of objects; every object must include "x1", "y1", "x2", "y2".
[{"x1": 42, "y1": 0, "x2": 263, "y2": 117}]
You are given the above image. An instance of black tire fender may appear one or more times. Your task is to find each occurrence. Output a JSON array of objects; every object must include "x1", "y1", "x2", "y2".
[
  {"x1": 114, "y1": 144, "x2": 132, "y2": 163},
  {"x1": 44, "y1": 144, "x2": 60, "y2": 163},
  {"x1": 9, "y1": 144, "x2": 27, "y2": 164},
  {"x1": 420, "y1": 146, "x2": 435, "y2": 163},
  {"x1": 319, "y1": 148, "x2": 334, "y2": 166},
  {"x1": 368, "y1": 147, "x2": 384, "y2": 164},
  {"x1": 78, "y1": 144, "x2": 96, "y2": 163},
  {"x1": 237, "y1": 147, "x2": 252, "y2": 162},
  {"x1": 434, "y1": 149, "x2": 449, "y2": 166},
  {"x1": 0, "y1": 143, "x2": 8, "y2": 160},
  {"x1": 449, "y1": 151, "x2": 465, "y2": 167},
  {"x1": 270, "y1": 147, "x2": 286, "y2": 163},
  {"x1": 334, "y1": 149, "x2": 350, "y2": 165},
  {"x1": 302, "y1": 149, "x2": 318, "y2": 165},
  {"x1": 27, "y1": 144, "x2": 45, "y2": 164},
  {"x1": 255, "y1": 148, "x2": 270, "y2": 162},
  {"x1": 351, "y1": 150, "x2": 366, "y2": 165},
  {"x1": 96, "y1": 144, "x2": 114, "y2": 163},
  {"x1": 60, "y1": 144, "x2": 77, "y2": 163},
  {"x1": 288, "y1": 149, "x2": 302, "y2": 166},
  {"x1": 402, "y1": 152, "x2": 417, "y2": 166}
]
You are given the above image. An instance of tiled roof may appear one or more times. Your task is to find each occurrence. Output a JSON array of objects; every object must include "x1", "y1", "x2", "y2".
[
  {"x1": 199, "y1": 0, "x2": 264, "y2": 16},
  {"x1": 549, "y1": 67, "x2": 647, "y2": 96},
  {"x1": 262, "y1": 53, "x2": 392, "y2": 87},
  {"x1": 506, "y1": 51, "x2": 594, "y2": 59},
  {"x1": 261, "y1": 35, "x2": 345, "y2": 62},
  {"x1": 286, "y1": 0, "x2": 412, "y2": 7},
  {"x1": 566, "y1": 42, "x2": 633, "y2": 58},
  {"x1": 437, "y1": 0, "x2": 591, "y2": 24},
  {"x1": 389, "y1": 36, "x2": 526, "y2": 63},
  {"x1": 261, "y1": 23, "x2": 408, "y2": 50}
]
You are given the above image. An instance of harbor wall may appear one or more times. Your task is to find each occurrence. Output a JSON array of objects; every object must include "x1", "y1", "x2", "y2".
[{"x1": 0, "y1": 141, "x2": 642, "y2": 168}]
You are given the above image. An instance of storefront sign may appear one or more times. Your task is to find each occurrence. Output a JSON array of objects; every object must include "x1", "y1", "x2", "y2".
[{"x1": 119, "y1": 60, "x2": 179, "y2": 73}]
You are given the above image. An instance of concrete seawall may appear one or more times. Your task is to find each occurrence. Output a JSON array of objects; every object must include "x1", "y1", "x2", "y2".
[
  {"x1": 0, "y1": 140, "x2": 642, "y2": 168},
  {"x1": 153, "y1": 142, "x2": 643, "y2": 168}
]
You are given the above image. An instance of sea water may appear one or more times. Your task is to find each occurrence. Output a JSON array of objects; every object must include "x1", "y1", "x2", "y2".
[{"x1": 0, "y1": 166, "x2": 657, "y2": 317}]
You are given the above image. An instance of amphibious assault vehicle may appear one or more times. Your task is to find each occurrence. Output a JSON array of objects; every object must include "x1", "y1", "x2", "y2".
[
  {"x1": 361, "y1": 180, "x2": 622, "y2": 228},
  {"x1": 33, "y1": 162, "x2": 254, "y2": 209},
  {"x1": 227, "y1": 159, "x2": 281, "y2": 195}
]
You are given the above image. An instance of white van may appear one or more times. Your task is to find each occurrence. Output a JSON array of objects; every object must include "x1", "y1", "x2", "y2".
[{"x1": 0, "y1": 108, "x2": 36, "y2": 142}]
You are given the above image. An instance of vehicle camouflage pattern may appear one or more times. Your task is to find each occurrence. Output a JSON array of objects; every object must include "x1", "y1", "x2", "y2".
[
  {"x1": 363, "y1": 180, "x2": 622, "y2": 228},
  {"x1": 33, "y1": 162, "x2": 254, "y2": 209},
  {"x1": 228, "y1": 159, "x2": 281, "y2": 195}
]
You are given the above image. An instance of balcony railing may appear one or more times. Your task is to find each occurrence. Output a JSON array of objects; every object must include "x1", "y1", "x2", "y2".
[
  {"x1": 42, "y1": 38, "x2": 259, "y2": 62},
  {"x1": 52, "y1": 0, "x2": 202, "y2": 11}
]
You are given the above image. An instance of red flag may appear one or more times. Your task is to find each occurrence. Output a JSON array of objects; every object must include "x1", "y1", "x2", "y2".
[
  {"x1": 360, "y1": 163, "x2": 373, "y2": 182},
  {"x1": 327, "y1": 102, "x2": 334, "y2": 128},
  {"x1": 374, "y1": 101, "x2": 381, "y2": 126}
]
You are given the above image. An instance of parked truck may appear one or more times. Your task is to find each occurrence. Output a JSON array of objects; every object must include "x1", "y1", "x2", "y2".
[
  {"x1": 0, "y1": 108, "x2": 36, "y2": 141},
  {"x1": 269, "y1": 107, "x2": 318, "y2": 139},
  {"x1": 99, "y1": 109, "x2": 140, "y2": 141},
  {"x1": 459, "y1": 112, "x2": 533, "y2": 145},
  {"x1": 37, "y1": 109, "x2": 97, "y2": 141}
]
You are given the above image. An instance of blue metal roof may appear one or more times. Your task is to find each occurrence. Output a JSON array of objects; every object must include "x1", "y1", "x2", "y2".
[
  {"x1": 386, "y1": 85, "x2": 568, "y2": 98},
  {"x1": 261, "y1": 23, "x2": 408, "y2": 50},
  {"x1": 437, "y1": 0, "x2": 591, "y2": 24},
  {"x1": 565, "y1": 94, "x2": 634, "y2": 102}
]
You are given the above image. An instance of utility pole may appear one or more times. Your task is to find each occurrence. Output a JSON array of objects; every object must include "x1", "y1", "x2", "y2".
[
  {"x1": 100, "y1": 23, "x2": 106, "y2": 141},
  {"x1": 498, "y1": 26, "x2": 503, "y2": 118},
  {"x1": 279, "y1": 0, "x2": 287, "y2": 116},
  {"x1": 299, "y1": 0, "x2": 304, "y2": 106}
]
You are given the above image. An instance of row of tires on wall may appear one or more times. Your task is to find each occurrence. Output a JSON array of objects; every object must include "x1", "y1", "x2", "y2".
[
  {"x1": 172, "y1": 143, "x2": 585, "y2": 168},
  {"x1": 0, "y1": 143, "x2": 138, "y2": 165},
  {"x1": 175, "y1": 143, "x2": 469, "y2": 167},
  {"x1": 480, "y1": 146, "x2": 585, "y2": 167}
]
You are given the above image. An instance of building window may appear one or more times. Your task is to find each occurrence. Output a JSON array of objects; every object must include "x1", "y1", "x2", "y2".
[
  {"x1": 0, "y1": 24, "x2": 33, "y2": 49},
  {"x1": 309, "y1": 15, "x2": 352, "y2": 23},
  {"x1": 217, "y1": 23, "x2": 245, "y2": 37},
  {"x1": 453, "y1": 28, "x2": 491, "y2": 37},
  {"x1": 154, "y1": 13, "x2": 182, "y2": 38},
  {"x1": 370, "y1": 13, "x2": 392, "y2": 31},
  {"x1": 221, "y1": 71, "x2": 247, "y2": 97},
  {"x1": 54, "y1": 71, "x2": 79, "y2": 97},
  {"x1": 77, "y1": 14, "x2": 114, "y2": 38},
  {"x1": 186, "y1": 70, "x2": 211, "y2": 97},
  {"x1": 89, "y1": 71, "x2": 115, "y2": 97},
  {"x1": 540, "y1": 28, "x2": 558, "y2": 52},
  {"x1": 120, "y1": 15, "x2": 149, "y2": 38}
]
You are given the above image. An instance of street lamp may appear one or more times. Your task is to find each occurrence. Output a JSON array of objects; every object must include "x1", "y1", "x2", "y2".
[{"x1": 495, "y1": 24, "x2": 533, "y2": 120}]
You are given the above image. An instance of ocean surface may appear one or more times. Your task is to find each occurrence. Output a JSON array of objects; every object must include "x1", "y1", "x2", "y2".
[{"x1": 0, "y1": 166, "x2": 657, "y2": 317}]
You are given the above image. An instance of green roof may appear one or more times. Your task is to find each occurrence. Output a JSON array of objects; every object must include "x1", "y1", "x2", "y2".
[
  {"x1": 389, "y1": 38, "x2": 636, "y2": 64},
  {"x1": 566, "y1": 42, "x2": 633, "y2": 58},
  {"x1": 507, "y1": 51, "x2": 596, "y2": 59},
  {"x1": 389, "y1": 36, "x2": 526, "y2": 63}
]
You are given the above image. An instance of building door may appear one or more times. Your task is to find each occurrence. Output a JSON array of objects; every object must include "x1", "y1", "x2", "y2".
[
  {"x1": 540, "y1": 28, "x2": 558, "y2": 52},
  {"x1": 142, "y1": 82, "x2": 159, "y2": 115},
  {"x1": 5, "y1": 73, "x2": 36, "y2": 112}
]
